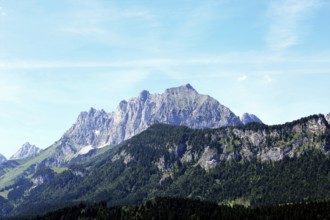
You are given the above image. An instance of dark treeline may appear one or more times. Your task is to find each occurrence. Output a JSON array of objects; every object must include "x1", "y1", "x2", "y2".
[{"x1": 7, "y1": 197, "x2": 330, "y2": 220}]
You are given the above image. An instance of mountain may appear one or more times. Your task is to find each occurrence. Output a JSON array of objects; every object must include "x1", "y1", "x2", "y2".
[
  {"x1": 10, "y1": 142, "x2": 42, "y2": 160},
  {"x1": 326, "y1": 113, "x2": 330, "y2": 125},
  {"x1": 2, "y1": 114, "x2": 329, "y2": 216},
  {"x1": 41, "y1": 84, "x2": 243, "y2": 165},
  {"x1": 240, "y1": 113, "x2": 263, "y2": 125},
  {"x1": 0, "y1": 154, "x2": 7, "y2": 164}
]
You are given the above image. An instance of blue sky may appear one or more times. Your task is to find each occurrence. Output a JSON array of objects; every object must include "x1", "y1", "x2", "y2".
[{"x1": 0, "y1": 0, "x2": 329, "y2": 158}]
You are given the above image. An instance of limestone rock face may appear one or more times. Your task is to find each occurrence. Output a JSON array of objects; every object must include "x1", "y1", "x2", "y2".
[
  {"x1": 63, "y1": 108, "x2": 111, "y2": 150},
  {"x1": 10, "y1": 142, "x2": 42, "y2": 160},
  {"x1": 240, "y1": 113, "x2": 263, "y2": 125},
  {"x1": 106, "y1": 84, "x2": 241, "y2": 144},
  {"x1": 155, "y1": 115, "x2": 329, "y2": 171},
  {"x1": 50, "y1": 84, "x2": 243, "y2": 164},
  {"x1": 231, "y1": 115, "x2": 329, "y2": 163}
]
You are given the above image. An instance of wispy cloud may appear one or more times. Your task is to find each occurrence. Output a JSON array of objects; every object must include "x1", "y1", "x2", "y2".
[
  {"x1": 60, "y1": 1, "x2": 155, "y2": 37},
  {"x1": 0, "y1": 57, "x2": 268, "y2": 70},
  {"x1": 266, "y1": 0, "x2": 320, "y2": 51},
  {"x1": 237, "y1": 75, "x2": 248, "y2": 81},
  {"x1": 1, "y1": 51, "x2": 330, "y2": 70}
]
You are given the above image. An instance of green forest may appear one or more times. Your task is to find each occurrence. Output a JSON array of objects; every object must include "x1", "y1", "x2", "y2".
[
  {"x1": 9, "y1": 197, "x2": 330, "y2": 220},
  {"x1": 1, "y1": 115, "x2": 329, "y2": 217}
]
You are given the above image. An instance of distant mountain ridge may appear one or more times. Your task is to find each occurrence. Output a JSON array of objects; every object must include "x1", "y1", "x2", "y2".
[
  {"x1": 10, "y1": 142, "x2": 42, "y2": 160},
  {"x1": 240, "y1": 113, "x2": 263, "y2": 125},
  {"x1": 0, "y1": 154, "x2": 6, "y2": 164},
  {"x1": 43, "y1": 84, "x2": 259, "y2": 165}
]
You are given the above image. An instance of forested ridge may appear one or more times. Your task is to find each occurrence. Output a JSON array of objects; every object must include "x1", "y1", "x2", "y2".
[
  {"x1": 7, "y1": 197, "x2": 330, "y2": 220},
  {"x1": 1, "y1": 115, "x2": 330, "y2": 217}
]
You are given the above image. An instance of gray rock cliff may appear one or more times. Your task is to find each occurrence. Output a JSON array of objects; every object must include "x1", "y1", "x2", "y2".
[{"x1": 146, "y1": 115, "x2": 329, "y2": 173}]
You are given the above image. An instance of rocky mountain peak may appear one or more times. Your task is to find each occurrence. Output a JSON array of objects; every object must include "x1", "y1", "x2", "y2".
[
  {"x1": 0, "y1": 153, "x2": 7, "y2": 164},
  {"x1": 44, "y1": 84, "x2": 244, "y2": 165},
  {"x1": 139, "y1": 90, "x2": 150, "y2": 101},
  {"x1": 165, "y1": 84, "x2": 198, "y2": 95},
  {"x1": 240, "y1": 113, "x2": 263, "y2": 125},
  {"x1": 10, "y1": 142, "x2": 42, "y2": 160},
  {"x1": 76, "y1": 108, "x2": 108, "y2": 122},
  {"x1": 326, "y1": 113, "x2": 330, "y2": 125},
  {"x1": 117, "y1": 100, "x2": 128, "y2": 111}
]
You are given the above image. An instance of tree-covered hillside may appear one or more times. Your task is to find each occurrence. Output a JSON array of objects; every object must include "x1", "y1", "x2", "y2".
[
  {"x1": 1, "y1": 114, "x2": 329, "y2": 217},
  {"x1": 11, "y1": 198, "x2": 330, "y2": 220}
]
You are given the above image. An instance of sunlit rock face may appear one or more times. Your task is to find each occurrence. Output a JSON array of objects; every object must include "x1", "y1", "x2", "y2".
[
  {"x1": 10, "y1": 142, "x2": 42, "y2": 160},
  {"x1": 51, "y1": 84, "x2": 242, "y2": 165}
]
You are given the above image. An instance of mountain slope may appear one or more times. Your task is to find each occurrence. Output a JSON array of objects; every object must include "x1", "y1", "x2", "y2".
[
  {"x1": 10, "y1": 142, "x2": 42, "y2": 160},
  {"x1": 7, "y1": 114, "x2": 330, "y2": 216},
  {"x1": 0, "y1": 160, "x2": 20, "y2": 176}
]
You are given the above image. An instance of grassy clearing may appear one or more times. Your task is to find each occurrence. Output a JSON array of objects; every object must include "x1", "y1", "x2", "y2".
[{"x1": 0, "y1": 145, "x2": 56, "y2": 188}]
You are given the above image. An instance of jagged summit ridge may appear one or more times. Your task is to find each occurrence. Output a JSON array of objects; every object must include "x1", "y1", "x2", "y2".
[
  {"x1": 10, "y1": 142, "x2": 42, "y2": 160},
  {"x1": 54, "y1": 84, "x2": 243, "y2": 164},
  {"x1": 240, "y1": 113, "x2": 263, "y2": 125},
  {"x1": 165, "y1": 83, "x2": 197, "y2": 95}
]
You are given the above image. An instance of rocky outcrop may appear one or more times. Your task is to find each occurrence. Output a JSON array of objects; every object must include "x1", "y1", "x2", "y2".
[
  {"x1": 30, "y1": 168, "x2": 55, "y2": 189},
  {"x1": 10, "y1": 142, "x2": 42, "y2": 160},
  {"x1": 326, "y1": 113, "x2": 330, "y2": 125},
  {"x1": 144, "y1": 115, "x2": 329, "y2": 172},
  {"x1": 240, "y1": 113, "x2": 263, "y2": 125},
  {"x1": 0, "y1": 154, "x2": 7, "y2": 164},
  {"x1": 197, "y1": 146, "x2": 220, "y2": 171},
  {"x1": 49, "y1": 84, "x2": 242, "y2": 165},
  {"x1": 230, "y1": 115, "x2": 329, "y2": 162}
]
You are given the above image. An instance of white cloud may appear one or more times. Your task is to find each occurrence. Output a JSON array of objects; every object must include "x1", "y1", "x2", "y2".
[
  {"x1": 266, "y1": 0, "x2": 320, "y2": 51},
  {"x1": 0, "y1": 51, "x2": 330, "y2": 71},
  {"x1": 238, "y1": 75, "x2": 248, "y2": 81}
]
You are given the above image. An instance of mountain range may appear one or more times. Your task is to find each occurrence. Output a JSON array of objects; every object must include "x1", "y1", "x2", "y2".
[
  {"x1": 2, "y1": 84, "x2": 262, "y2": 166},
  {"x1": 16, "y1": 84, "x2": 260, "y2": 167},
  {"x1": 0, "y1": 84, "x2": 329, "y2": 217}
]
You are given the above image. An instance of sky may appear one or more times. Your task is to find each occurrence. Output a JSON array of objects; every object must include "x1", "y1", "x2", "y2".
[{"x1": 0, "y1": 0, "x2": 329, "y2": 158}]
